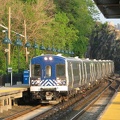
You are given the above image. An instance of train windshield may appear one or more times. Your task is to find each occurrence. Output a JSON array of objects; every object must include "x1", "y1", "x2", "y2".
[
  {"x1": 56, "y1": 64, "x2": 65, "y2": 77},
  {"x1": 31, "y1": 64, "x2": 41, "y2": 77}
]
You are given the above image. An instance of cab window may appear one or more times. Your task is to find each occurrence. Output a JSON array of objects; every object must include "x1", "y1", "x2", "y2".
[
  {"x1": 56, "y1": 64, "x2": 65, "y2": 77},
  {"x1": 31, "y1": 64, "x2": 41, "y2": 77}
]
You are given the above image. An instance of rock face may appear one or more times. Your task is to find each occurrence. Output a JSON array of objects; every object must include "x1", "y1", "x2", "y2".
[{"x1": 86, "y1": 23, "x2": 120, "y2": 71}]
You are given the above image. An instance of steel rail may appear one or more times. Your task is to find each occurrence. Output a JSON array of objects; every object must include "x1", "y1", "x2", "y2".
[{"x1": 70, "y1": 79, "x2": 120, "y2": 120}]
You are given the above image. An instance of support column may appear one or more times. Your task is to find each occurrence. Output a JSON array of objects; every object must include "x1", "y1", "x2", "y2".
[
  {"x1": 3, "y1": 99, "x2": 8, "y2": 111},
  {"x1": 13, "y1": 99, "x2": 18, "y2": 106},
  {"x1": 0, "y1": 99, "x2": 4, "y2": 113},
  {"x1": 7, "y1": 97, "x2": 12, "y2": 109}
]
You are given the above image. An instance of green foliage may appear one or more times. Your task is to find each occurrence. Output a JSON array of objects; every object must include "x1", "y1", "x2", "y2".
[
  {"x1": 50, "y1": 12, "x2": 78, "y2": 50},
  {"x1": 0, "y1": 0, "x2": 98, "y2": 74},
  {"x1": 0, "y1": 48, "x2": 6, "y2": 75},
  {"x1": 21, "y1": 0, "x2": 37, "y2": 4},
  {"x1": 54, "y1": 0, "x2": 97, "y2": 57}
]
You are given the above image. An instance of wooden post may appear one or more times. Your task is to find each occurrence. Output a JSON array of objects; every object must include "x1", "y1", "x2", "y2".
[
  {"x1": 24, "y1": 20, "x2": 28, "y2": 63},
  {"x1": 8, "y1": 7, "x2": 11, "y2": 65}
]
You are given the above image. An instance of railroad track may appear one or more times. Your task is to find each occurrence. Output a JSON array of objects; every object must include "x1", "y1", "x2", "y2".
[
  {"x1": 2, "y1": 76, "x2": 119, "y2": 120},
  {"x1": 70, "y1": 79, "x2": 120, "y2": 120},
  {"x1": 32, "y1": 76, "x2": 119, "y2": 120},
  {"x1": 31, "y1": 79, "x2": 112, "y2": 120},
  {"x1": 3, "y1": 105, "x2": 42, "y2": 120}
]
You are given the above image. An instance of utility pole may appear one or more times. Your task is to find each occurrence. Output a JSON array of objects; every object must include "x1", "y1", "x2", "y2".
[
  {"x1": 24, "y1": 20, "x2": 28, "y2": 63},
  {"x1": 8, "y1": 7, "x2": 11, "y2": 65}
]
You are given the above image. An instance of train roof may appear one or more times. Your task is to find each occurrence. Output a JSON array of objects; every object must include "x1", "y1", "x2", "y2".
[
  {"x1": 31, "y1": 54, "x2": 113, "y2": 63},
  {"x1": 33, "y1": 54, "x2": 83, "y2": 60},
  {"x1": 32, "y1": 54, "x2": 93, "y2": 62}
]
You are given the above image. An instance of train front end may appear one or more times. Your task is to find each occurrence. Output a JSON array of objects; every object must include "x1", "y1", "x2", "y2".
[{"x1": 30, "y1": 54, "x2": 67, "y2": 102}]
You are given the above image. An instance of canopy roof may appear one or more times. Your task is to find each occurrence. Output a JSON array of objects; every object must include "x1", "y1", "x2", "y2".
[{"x1": 93, "y1": 0, "x2": 120, "y2": 18}]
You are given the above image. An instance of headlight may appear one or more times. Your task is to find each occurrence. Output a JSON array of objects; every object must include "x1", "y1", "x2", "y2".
[
  {"x1": 62, "y1": 81, "x2": 66, "y2": 85},
  {"x1": 44, "y1": 57, "x2": 48, "y2": 60},
  {"x1": 36, "y1": 80, "x2": 40, "y2": 84},
  {"x1": 31, "y1": 80, "x2": 34, "y2": 85},
  {"x1": 57, "y1": 80, "x2": 61, "y2": 85},
  {"x1": 57, "y1": 79, "x2": 66, "y2": 86},
  {"x1": 44, "y1": 56, "x2": 53, "y2": 61},
  {"x1": 49, "y1": 57, "x2": 53, "y2": 60},
  {"x1": 31, "y1": 79, "x2": 40, "y2": 85}
]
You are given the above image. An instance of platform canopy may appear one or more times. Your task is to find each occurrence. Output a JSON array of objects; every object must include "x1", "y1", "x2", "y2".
[{"x1": 93, "y1": 0, "x2": 120, "y2": 18}]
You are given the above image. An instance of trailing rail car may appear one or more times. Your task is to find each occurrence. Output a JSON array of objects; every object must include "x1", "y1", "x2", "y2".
[{"x1": 29, "y1": 54, "x2": 114, "y2": 103}]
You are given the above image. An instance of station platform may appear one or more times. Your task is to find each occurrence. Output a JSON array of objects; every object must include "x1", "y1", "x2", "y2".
[
  {"x1": 0, "y1": 83, "x2": 29, "y2": 113},
  {"x1": 99, "y1": 92, "x2": 120, "y2": 120}
]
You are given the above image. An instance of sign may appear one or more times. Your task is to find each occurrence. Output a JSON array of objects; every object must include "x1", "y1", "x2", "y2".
[{"x1": 8, "y1": 67, "x2": 12, "y2": 73}]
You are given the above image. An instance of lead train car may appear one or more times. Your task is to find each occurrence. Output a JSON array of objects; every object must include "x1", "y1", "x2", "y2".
[{"x1": 29, "y1": 54, "x2": 114, "y2": 102}]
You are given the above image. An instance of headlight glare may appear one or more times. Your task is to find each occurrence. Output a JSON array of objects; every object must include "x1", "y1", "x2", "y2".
[
  {"x1": 44, "y1": 57, "x2": 48, "y2": 60},
  {"x1": 49, "y1": 57, "x2": 53, "y2": 60}
]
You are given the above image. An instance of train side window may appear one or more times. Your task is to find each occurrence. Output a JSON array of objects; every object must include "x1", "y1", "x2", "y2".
[
  {"x1": 31, "y1": 64, "x2": 41, "y2": 77},
  {"x1": 56, "y1": 64, "x2": 65, "y2": 77},
  {"x1": 46, "y1": 65, "x2": 51, "y2": 78}
]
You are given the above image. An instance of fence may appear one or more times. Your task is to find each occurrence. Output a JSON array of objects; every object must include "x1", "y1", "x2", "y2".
[{"x1": 0, "y1": 73, "x2": 23, "y2": 86}]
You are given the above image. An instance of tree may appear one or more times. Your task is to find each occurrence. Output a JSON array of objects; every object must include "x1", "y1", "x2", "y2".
[
  {"x1": 0, "y1": 0, "x2": 55, "y2": 73},
  {"x1": 54, "y1": 0, "x2": 99, "y2": 57},
  {"x1": 0, "y1": 0, "x2": 99, "y2": 74},
  {"x1": 49, "y1": 12, "x2": 78, "y2": 50}
]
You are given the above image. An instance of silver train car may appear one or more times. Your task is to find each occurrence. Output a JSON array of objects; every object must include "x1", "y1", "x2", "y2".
[{"x1": 29, "y1": 54, "x2": 114, "y2": 102}]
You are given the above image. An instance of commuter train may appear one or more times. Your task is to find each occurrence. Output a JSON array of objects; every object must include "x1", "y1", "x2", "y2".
[{"x1": 29, "y1": 54, "x2": 114, "y2": 103}]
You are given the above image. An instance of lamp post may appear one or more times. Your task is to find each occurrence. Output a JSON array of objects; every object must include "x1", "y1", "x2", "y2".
[
  {"x1": 71, "y1": 51, "x2": 74, "y2": 56},
  {"x1": 57, "y1": 48, "x2": 61, "y2": 53},
  {"x1": 51, "y1": 43, "x2": 56, "y2": 52},
  {"x1": 14, "y1": 34, "x2": 22, "y2": 73},
  {"x1": 46, "y1": 46, "x2": 51, "y2": 51},
  {"x1": 61, "y1": 49, "x2": 64, "y2": 54},
  {"x1": 2, "y1": 30, "x2": 12, "y2": 83},
  {"x1": 40, "y1": 40, "x2": 45, "y2": 50},
  {"x1": 65, "y1": 50, "x2": 68, "y2": 54},
  {"x1": 33, "y1": 39, "x2": 38, "y2": 56}
]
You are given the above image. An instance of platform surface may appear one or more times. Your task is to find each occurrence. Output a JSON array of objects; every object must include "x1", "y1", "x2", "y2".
[
  {"x1": 99, "y1": 92, "x2": 120, "y2": 120},
  {"x1": 0, "y1": 84, "x2": 29, "y2": 96}
]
